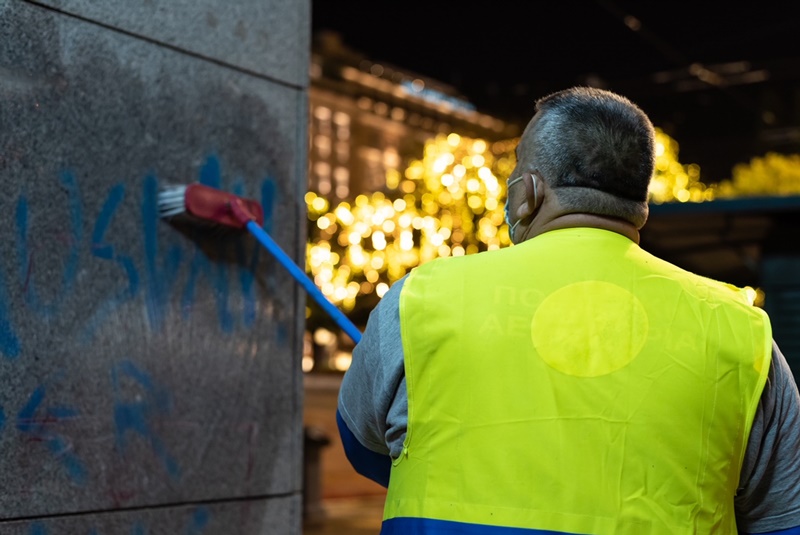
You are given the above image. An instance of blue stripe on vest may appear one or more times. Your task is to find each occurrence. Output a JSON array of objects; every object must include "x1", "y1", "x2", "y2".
[{"x1": 381, "y1": 517, "x2": 584, "y2": 534}]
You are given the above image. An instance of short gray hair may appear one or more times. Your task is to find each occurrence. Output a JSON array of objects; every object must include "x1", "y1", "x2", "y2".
[{"x1": 524, "y1": 87, "x2": 656, "y2": 228}]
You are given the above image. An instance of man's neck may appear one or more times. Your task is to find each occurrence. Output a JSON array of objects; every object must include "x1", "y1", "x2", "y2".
[{"x1": 529, "y1": 213, "x2": 641, "y2": 244}]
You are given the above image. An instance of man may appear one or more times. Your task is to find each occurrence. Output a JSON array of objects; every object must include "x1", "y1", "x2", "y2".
[{"x1": 337, "y1": 87, "x2": 800, "y2": 534}]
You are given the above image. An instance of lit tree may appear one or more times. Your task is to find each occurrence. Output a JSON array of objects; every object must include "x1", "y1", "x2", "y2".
[
  {"x1": 716, "y1": 153, "x2": 800, "y2": 197},
  {"x1": 648, "y1": 129, "x2": 714, "y2": 203},
  {"x1": 305, "y1": 134, "x2": 517, "y2": 326},
  {"x1": 306, "y1": 128, "x2": 798, "y2": 336}
]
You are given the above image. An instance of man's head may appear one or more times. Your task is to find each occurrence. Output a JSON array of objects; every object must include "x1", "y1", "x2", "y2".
[{"x1": 506, "y1": 87, "x2": 656, "y2": 241}]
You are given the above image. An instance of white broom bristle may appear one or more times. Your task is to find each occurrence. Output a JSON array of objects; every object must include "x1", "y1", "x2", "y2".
[{"x1": 157, "y1": 185, "x2": 188, "y2": 218}]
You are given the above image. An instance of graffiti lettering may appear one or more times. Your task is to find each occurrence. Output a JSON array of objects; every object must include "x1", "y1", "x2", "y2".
[
  {"x1": 112, "y1": 360, "x2": 180, "y2": 479},
  {"x1": 81, "y1": 184, "x2": 141, "y2": 341},
  {"x1": 0, "y1": 265, "x2": 20, "y2": 359},
  {"x1": 0, "y1": 154, "x2": 278, "y2": 353},
  {"x1": 15, "y1": 171, "x2": 83, "y2": 318},
  {"x1": 16, "y1": 382, "x2": 87, "y2": 485},
  {"x1": 142, "y1": 174, "x2": 183, "y2": 332}
]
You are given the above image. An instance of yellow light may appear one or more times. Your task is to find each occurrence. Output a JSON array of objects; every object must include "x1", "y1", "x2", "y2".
[
  {"x1": 441, "y1": 174, "x2": 454, "y2": 187},
  {"x1": 382, "y1": 220, "x2": 396, "y2": 233},
  {"x1": 311, "y1": 197, "x2": 328, "y2": 212},
  {"x1": 385, "y1": 169, "x2": 401, "y2": 190},
  {"x1": 468, "y1": 195, "x2": 483, "y2": 209},
  {"x1": 486, "y1": 198, "x2": 498, "y2": 210},
  {"x1": 334, "y1": 286, "x2": 348, "y2": 301},
  {"x1": 302, "y1": 355, "x2": 314, "y2": 373},
  {"x1": 348, "y1": 231, "x2": 361, "y2": 245},
  {"x1": 376, "y1": 283, "x2": 390, "y2": 297},
  {"x1": 453, "y1": 164, "x2": 466, "y2": 178},
  {"x1": 313, "y1": 328, "x2": 335, "y2": 345},
  {"x1": 372, "y1": 231, "x2": 387, "y2": 250},
  {"x1": 405, "y1": 164, "x2": 424, "y2": 180},
  {"x1": 400, "y1": 230, "x2": 414, "y2": 250},
  {"x1": 452, "y1": 245, "x2": 465, "y2": 256},
  {"x1": 393, "y1": 198, "x2": 407, "y2": 211},
  {"x1": 471, "y1": 155, "x2": 485, "y2": 167},
  {"x1": 447, "y1": 133, "x2": 461, "y2": 146},
  {"x1": 371, "y1": 211, "x2": 386, "y2": 226},
  {"x1": 401, "y1": 180, "x2": 416, "y2": 193},
  {"x1": 366, "y1": 270, "x2": 379, "y2": 283},
  {"x1": 370, "y1": 256, "x2": 384, "y2": 269},
  {"x1": 433, "y1": 156, "x2": 450, "y2": 173},
  {"x1": 438, "y1": 244, "x2": 451, "y2": 257},
  {"x1": 349, "y1": 218, "x2": 365, "y2": 234},
  {"x1": 472, "y1": 140, "x2": 487, "y2": 153},
  {"x1": 332, "y1": 351, "x2": 352, "y2": 371},
  {"x1": 347, "y1": 281, "x2": 360, "y2": 295},
  {"x1": 466, "y1": 178, "x2": 480, "y2": 192},
  {"x1": 317, "y1": 218, "x2": 331, "y2": 230},
  {"x1": 349, "y1": 245, "x2": 366, "y2": 266}
]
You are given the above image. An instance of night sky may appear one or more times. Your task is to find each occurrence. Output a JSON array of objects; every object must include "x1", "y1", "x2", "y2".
[{"x1": 312, "y1": 1, "x2": 800, "y2": 182}]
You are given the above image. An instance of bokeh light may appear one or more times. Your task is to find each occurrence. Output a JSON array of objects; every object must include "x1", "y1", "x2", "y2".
[{"x1": 307, "y1": 127, "x2": 798, "y2": 318}]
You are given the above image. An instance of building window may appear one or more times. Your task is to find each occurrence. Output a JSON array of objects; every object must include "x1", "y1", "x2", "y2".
[
  {"x1": 334, "y1": 166, "x2": 349, "y2": 199},
  {"x1": 315, "y1": 135, "x2": 331, "y2": 159},
  {"x1": 315, "y1": 161, "x2": 331, "y2": 195}
]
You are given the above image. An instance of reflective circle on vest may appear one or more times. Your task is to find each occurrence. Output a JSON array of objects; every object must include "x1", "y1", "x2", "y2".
[{"x1": 531, "y1": 281, "x2": 649, "y2": 377}]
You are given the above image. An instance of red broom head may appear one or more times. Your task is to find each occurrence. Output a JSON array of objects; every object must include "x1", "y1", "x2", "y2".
[{"x1": 184, "y1": 183, "x2": 264, "y2": 228}]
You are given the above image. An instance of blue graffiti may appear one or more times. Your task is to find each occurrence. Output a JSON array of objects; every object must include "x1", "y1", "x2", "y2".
[
  {"x1": 81, "y1": 184, "x2": 141, "y2": 341},
  {"x1": 173, "y1": 155, "x2": 272, "y2": 333},
  {"x1": 0, "y1": 266, "x2": 20, "y2": 359},
  {"x1": 28, "y1": 522, "x2": 46, "y2": 535},
  {"x1": 112, "y1": 360, "x2": 180, "y2": 479},
  {"x1": 142, "y1": 175, "x2": 183, "y2": 332},
  {"x1": 16, "y1": 383, "x2": 87, "y2": 485},
  {"x1": 15, "y1": 171, "x2": 83, "y2": 318},
  {"x1": 2, "y1": 154, "x2": 277, "y2": 354},
  {"x1": 180, "y1": 156, "x2": 241, "y2": 332},
  {"x1": 186, "y1": 506, "x2": 210, "y2": 535},
  {"x1": 233, "y1": 180, "x2": 258, "y2": 328},
  {"x1": 260, "y1": 177, "x2": 276, "y2": 236}
]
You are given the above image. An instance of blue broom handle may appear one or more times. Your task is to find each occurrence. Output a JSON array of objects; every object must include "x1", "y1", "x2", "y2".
[{"x1": 245, "y1": 220, "x2": 362, "y2": 344}]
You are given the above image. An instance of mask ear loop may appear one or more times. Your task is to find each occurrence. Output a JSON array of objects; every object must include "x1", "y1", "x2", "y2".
[{"x1": 522, "y1": 171, "x2": 539, "y2": 214}]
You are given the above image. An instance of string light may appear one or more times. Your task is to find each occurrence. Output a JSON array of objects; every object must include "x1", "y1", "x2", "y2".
[
  {"x1": 306, "y1": 133, "x2": 517, "y2": 311},
  {"x1": 308, "y1": 127, "x2": 797, "y2": 315}
]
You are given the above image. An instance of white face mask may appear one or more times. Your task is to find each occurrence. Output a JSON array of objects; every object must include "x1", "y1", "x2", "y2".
[{"x1": 504, "y1": 174, "x2": 537, "y2": 244}]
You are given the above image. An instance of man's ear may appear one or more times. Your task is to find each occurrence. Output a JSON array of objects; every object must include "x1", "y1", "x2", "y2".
[{"x1": 514, "y1": 171, "x2": 542, "y2": 220}]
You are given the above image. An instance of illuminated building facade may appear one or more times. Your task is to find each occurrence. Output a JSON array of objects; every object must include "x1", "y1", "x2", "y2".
[{"x1": 308, "y1": 31, "x2": 519, "y2": 201}]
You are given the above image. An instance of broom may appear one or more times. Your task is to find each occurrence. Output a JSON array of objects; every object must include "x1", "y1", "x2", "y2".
[{"x1": 157, "y1": 183, "x2": 362, "y2": 344}]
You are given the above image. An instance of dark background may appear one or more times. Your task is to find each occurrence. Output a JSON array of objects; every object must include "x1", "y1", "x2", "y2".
[{"x1": 312, "y1": 1, "x2": 800, "y2": 183}]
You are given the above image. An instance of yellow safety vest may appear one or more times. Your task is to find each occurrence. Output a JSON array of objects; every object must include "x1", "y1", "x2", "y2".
[{"x1": 385, "y1": 227, "x2": 772, "y2": 535}]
